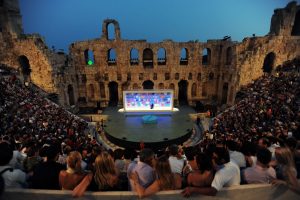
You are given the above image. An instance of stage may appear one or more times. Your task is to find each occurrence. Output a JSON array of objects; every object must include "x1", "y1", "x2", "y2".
[{"x1": 102, "y1": 106, "x2": 196, "y2": 149}]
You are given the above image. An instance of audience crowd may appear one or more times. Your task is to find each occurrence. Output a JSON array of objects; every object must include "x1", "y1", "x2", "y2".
[{"x1": 0, "y1": 61, "x2": 300, "y2": 198}]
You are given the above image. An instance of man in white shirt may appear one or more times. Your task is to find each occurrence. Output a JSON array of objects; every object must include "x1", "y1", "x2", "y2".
[
  {"x1": 182, "y1": 147, "x2": 240, "y2": 197},
  {"x1": 168, "y1": 144, "x2": 186, "y2": 175}
]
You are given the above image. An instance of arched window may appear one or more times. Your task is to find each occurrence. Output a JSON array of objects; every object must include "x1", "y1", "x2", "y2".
[
  {"x1": 202, "y1": 48, "x2": 211, "y2": 65},
  {"x1": 222, "y1": 83, "x2": 229, "y2": 104},
  {"x1": 191, "y1": 83, "x2": 196, "y2": 97},
  {"x1": 157, "y1": 48, "x2": 166, "y2": 65},
  {"x1": 107, "y1": 23, "x2": 116, "y2": 40},
  {"x1": 107, "y1": 48, "x2": 117, "y2": 65},
  {"x1": 68, "y1": 85, "x2": 75, "y2": 105},
  {"x1": 130, "y1": 48, "x2": 139, "y2": 65},
  {"x1": 127, "y1": 73, "x2": 131, "y2": 81},
  {"x1": 291, "y1": 10, "x2": 300, "y2": 36},
  {"x1": 99, "y1": 82, "x2": 105, "y2": 98},
  {"x1": 103, "y1": 20, "x2": 121, "y2": 40},
  {"x1": 202, "y1": 83, "x2": 207, "y2": 97},
  {"x1": 89, "y1": 84, "x2": 95, "y2": 99},
  {"x1": 122, "y1": 82, "x2": 129, "y2": 91},
  {"x1": 143, "y1": 48, "x2": 153, "y2": 68},
  {"x1": 117, "y1": 73, "x2": 122, "y2": 81},
  {"x1": 226, "y1": 47, "x2": 232, "y2": 65},
  {"x1": 197, "y1": 73, "x2": 201, "y2": 81},
  {"x1": 169, "y1": 83, "x2": 175, "y2": 90},
  {"x1": 165, "y1": 73, "x2": 170, "y2": 80},
  {"x1": 175, "y1": 73, "x2": 179, "y2": 80},
  {"x1": 180, "y1": 48, "x2": 188, "y2": 65},
  {"x1": 159, "y1": 83, "x2": 164, "y2": 89},
  {"x1": 84, "y1": 49, "x2": 94, "y2": 65},
  {"x1": 133, "y1": 83, "x2": 139, "y2": 90},
  {"x1": 188, "y1": 73, "x2": 193, "y2": 80},
  {"x1": 153, "y1": 73, "x2": 157, "y2": 80}
]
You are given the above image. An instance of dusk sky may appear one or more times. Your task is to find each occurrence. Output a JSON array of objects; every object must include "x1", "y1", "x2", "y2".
[{"x1": 19, "y1": 0, "x2": 296, "y2": 52}]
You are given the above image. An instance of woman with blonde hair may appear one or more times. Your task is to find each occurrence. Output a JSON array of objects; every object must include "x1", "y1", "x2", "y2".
[
  {"x1": 272, "y1": 147, "x2": 300, "y2": 194},
  {"x1": 131, "y1": 155, "x2": 182, "y2": 198},
  {"x1": 88, "y1": 151, "x2": 119, "y2": 191},
  {"x1": 59, "y1": 151, "x2": 88, "y2": 190}
]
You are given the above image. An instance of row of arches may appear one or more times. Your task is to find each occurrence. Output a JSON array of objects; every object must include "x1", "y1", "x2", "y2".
[
  {"x1": 83, "y1": 47, "x2": 234, "y2": 66},
  {"x1": 72, "y1": 80, "x2": 215, "y2": 106},
  {"x1": 67, "y1": 80, "x2": 229, "y2": 107},
  {"x1": 69, "y1": 51, "x2": 277, "y2": 106}
]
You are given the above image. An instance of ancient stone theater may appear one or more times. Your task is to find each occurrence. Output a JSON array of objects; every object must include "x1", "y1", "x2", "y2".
[{"x1": 0, "y1": 0, "x2": 299, "y2": 112}]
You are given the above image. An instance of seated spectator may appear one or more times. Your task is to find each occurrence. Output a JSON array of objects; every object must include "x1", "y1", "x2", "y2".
[
  {"x1": 114, "y1": 148, "x2": 126, "y2": 173},
  {"x1": 272, "y1": 147, "x2": 300, "y2": 194},
  {"x1": 87, "y1": 152, "x2": 120, "y2": 191},
  {"x1": 226, "y1": 140, "x2": 246, "y2": 168},
  {"x1": 186, "y1": 153, "x2": 214, "y2": 187},
  {"x1": 23, "y1": 145, "x2": 41, "y2": 173},
  {"x1": 0, "y1": 142, "x2": 26, "y2": 188},
  {"x1": 59, "y1": 151, "x2": 88, "y2": 190},
  {"x1": 130, "y1": 155, "x2": 181, "y2": 198},
  {"x1": 181, "y1": 147, "x2": 240, "y2": 197},
  {"x1": 241, "y1": 141, "x2": 257, "y2": 167},
  {"x1": 57, "y1": 145, "x2": 72, "y2": 165},
  {"x1": 129, "y1": 148, "x2": 156, "y2": 190},
  {"x1": 285, "y1": 137, "x2": 300, "y2": 179},
  {"x1": 113, "y1": 148, "x2": 128, "y2": 191},
  {"x1": 182, "y1": 146, "x2": 198, "y2": 175},
  {"x1": 124, "y1": 148, "x2": 138, "y2": 173},
  {"x1": 168, "y1": 144, "x2": 186, "y2": 175},
  {"x1": 243, "y1": 148, "x2": 276, "y2": 184},
  {"x1": 125, "y1": 149, "x2": 138, "y2": 190},
  {"x1": 31, "y1": 144, "x2": 65, "y2": 189}
]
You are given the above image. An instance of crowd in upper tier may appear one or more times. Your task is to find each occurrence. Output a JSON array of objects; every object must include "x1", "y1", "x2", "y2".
[{"x1": 0, "y1": 59, "x2": 300, "y2": 198}]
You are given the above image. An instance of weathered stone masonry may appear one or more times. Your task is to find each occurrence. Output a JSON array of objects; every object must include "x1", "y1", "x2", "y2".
[{"x1": 0, "y1": 0, "x2": 299, "y2": 111}]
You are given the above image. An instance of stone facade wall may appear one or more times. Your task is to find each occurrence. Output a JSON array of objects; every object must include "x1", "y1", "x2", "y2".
[
  {"x1": 69, "y1": 23, "x2": 239, "y2": 108},
  {"x1": 0, "y1": 0, "x2": 67, "y2": 94},
  {"x1": 1, "y1": 0, "x2": 299, "y2": 110}
]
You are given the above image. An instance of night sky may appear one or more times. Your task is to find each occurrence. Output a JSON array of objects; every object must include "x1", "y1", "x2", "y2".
[{"x1": 19, "y1": 0, "x2": 296, "y2": 52}]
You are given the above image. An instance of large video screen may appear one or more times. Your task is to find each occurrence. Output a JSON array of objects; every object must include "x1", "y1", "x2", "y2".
[{"x1": 123, "y1": 90, "x2": 174, "y2": 112}]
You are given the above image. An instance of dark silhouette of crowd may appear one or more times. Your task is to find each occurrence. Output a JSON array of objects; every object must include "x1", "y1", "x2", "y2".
[{"x1": 0, "y1": 61, "x2": 300, "y2": 198}]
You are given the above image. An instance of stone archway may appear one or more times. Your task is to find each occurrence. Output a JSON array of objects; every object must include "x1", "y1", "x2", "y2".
[
  {"x1": 142, "y1": 80, "x2": 154, "y2": 89},
  {"x1": 18, "y1": 55, "x2": 31, "y2": 81},
  {"x1": 221, "y1": 83, "x2": 229, "y2": 105},
  {"x1": 178, "y1": 80, "x2": 188, "y2": 105},
  {"x1": 108, "y1": 81, "x2": 118, "y2": 106},
  {"x1": 263, "y1": 52, "x2": 276, "y2": 73},
  {"x1": 67, "y1": 84, "x2": 75, "y2": 106}
]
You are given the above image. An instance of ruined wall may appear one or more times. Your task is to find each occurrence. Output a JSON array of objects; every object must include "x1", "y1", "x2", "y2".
[
  {"x1": 69, "y1": 20, "x2": 238, "y2": 108},
  {"x1": 67, "y1": 2, "x2": 299, "y2": 109},
  {"x1": 0, "y1": 0, "x2": 66, "y2": 94},
  {"x1": 269, "y1": 1, "x2": 299, "y2": 36},
  {"x1": 1, "y1": 0, "x2": 300, "y2": 110},
  {"x1": 237, "y1": 1, "x2": 300, "y2": 87}
]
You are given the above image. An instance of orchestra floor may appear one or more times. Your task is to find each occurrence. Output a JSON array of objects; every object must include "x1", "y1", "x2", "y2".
[{"x1": 102, "y1": 105, "x2": 195, "y2": 143}]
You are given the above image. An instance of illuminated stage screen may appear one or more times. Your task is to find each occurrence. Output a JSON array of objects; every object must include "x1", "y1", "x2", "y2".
[{"x1": 123, "y1": 90, "x2": 174, "y2": 112}]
